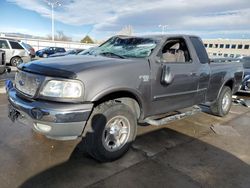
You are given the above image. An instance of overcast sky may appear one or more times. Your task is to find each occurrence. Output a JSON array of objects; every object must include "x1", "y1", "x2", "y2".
[{"x1": 1, "y1": 0, "x2": 250, "y2": 41}]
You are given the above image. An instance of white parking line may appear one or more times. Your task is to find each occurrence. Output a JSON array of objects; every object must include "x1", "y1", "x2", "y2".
[{"x1": 0, "y1": 87, "x2": 6, "y2": 94}]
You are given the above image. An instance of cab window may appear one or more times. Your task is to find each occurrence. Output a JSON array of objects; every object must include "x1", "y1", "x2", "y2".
[{"x1": 161, "y1": 38, "x2": 191, "y2": 63}]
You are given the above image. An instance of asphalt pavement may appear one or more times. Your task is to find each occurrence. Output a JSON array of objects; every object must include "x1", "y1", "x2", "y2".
[
  {"x1": 0, "y1": 90, "x2": 249, "y2": 187},
  {"x1": 0, "y1": 66, "x2": 16, "y2": 93}
]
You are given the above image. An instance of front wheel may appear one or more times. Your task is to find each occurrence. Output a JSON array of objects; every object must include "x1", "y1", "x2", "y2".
[
  {"x1": 0, "y1": 67, "x2": 5, "y2": 74},
  {"x1": 210, "y1": 86, "x2": 232, "y2": 117},
  {"x1": 83, "y1": 101, "x2": 137, "y2": 162}
]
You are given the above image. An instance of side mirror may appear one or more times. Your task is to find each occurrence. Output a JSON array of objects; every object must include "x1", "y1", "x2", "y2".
[{"x1": 161, "y1": 65, "x2": 174, "y2": 85}]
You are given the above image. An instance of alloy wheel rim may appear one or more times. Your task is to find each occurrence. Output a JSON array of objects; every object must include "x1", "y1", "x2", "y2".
[
  {"x1": 13, "y1": 58, "x2": 19, "y2": 66},
  {"x1": 102, "y1": 115, "x2": 130, "y2": 152},
  {"x1": 222, "y1": 92, "x2": 231, "y2": 112}
]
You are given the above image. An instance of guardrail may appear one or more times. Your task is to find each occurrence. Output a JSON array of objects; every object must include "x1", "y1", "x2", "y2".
[{"x1": 1, "y1": 36, "x2": 98, "y2": 51}]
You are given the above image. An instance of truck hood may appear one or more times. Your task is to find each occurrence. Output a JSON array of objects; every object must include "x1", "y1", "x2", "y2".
[
  {"x1": 18, "y1": 55, "x2": 132, "y2": 79},
  {"x1": 244, "y1": 68, "x2": 250, "y2": 76}
]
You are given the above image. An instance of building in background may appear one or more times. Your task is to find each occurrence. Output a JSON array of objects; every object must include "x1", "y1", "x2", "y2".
[{"x1": 203, "y1": 39, "x2": 250, "y2": 58}]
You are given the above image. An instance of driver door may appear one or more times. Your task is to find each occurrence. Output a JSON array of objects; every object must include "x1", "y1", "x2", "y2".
[{"x1": 150, "y1": 37, "x2": 199, "y2": 115}]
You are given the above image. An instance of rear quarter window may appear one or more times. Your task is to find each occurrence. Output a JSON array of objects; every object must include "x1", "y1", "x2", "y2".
[
  {"x1": 9, "y1": 41, "x2": 24, "y2": 50},
  {"x1": 0, "y1": 40, "x2": 10, "y2": 49},
  {"x1": 190, "y1": 37, "x2": 209, "y2": 64},
  {"x1": 57, "y1": 48, "x2": 65, "y2": 52}
]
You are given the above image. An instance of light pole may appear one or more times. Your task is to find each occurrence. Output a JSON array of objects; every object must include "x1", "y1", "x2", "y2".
[
  {"x1": 158, "y1": 25, "x2": 168, "y2": 35},
  {"x1": 45, "y1": 0, "x2": 61, "y2": 41}
]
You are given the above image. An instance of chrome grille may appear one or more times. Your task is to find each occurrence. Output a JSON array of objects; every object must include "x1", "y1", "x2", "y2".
[{"x1": 15, "y1": 71, "x2": 42, "y2": 97}]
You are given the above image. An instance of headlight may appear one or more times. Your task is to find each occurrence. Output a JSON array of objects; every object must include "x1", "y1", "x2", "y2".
[{"x1": 40, "y1": 80, "x2": 83, "y2": 99}]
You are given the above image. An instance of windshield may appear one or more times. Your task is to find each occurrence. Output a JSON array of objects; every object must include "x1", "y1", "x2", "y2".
[
  {"x1": 66, "y1": 50, "x2": 75, "y2": 54},
  {"x1": 83, "y1": 36, "x2": 158, "y2": 58},
  {"x1": 242, "y1": 57, "x2": 250, "y2": 69}
]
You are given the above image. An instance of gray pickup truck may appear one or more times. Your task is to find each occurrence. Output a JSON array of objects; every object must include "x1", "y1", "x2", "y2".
[{"x1": 6, "y1": 35, "x2": 243, "y2": 162}]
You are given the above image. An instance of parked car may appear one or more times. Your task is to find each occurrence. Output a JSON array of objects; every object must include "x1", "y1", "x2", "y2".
[
  {"x1": 48, "y1": 49, "x2": 84, "y2": 58},
  {"x1": 0, "y1": 50, "x2": 6, "y2": 74},
  {"x1": 239, "y1": 56, "x2": 250, "y2": 93},
  {"x1": 36, "y1": 47, "x2": 66, "y2": 58},
  {"x1": 210, "y1": 57, "x2": 241, "y2": 63},
  {"x1": 0, "y1": 38, "x2": 31, "y2": 66},
  {"x1": 78, "y1": 47, "x2": 97, "y2": 55},
  {"x1": 6, "y1": 34, "x2": 243, "y2": 162}
]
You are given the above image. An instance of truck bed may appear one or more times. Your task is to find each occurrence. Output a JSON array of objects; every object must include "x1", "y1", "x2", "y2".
[{"x1": 207, "y1": 62, "x2": 243, "y2": 101}]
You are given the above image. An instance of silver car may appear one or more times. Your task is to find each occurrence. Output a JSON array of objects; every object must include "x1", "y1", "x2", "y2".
[{"x1": 0, "y1": 38, "x2": 31, "y2": 66}]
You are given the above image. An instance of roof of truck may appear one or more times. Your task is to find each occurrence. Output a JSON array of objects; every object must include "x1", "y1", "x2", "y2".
[{"x1": 116, "y1": 34, "x2": 199, "y2": 39}]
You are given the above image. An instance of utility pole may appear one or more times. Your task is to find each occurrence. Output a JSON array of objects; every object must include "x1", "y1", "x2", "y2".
[{"x1": 45, "y1": 0, "x2": 61, "y2": 41}]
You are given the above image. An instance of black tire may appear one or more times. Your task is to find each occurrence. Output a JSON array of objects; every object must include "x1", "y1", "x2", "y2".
[
  {"x1": 210, "y1": 86, "x2": 232, "y2": 117},
  {"x1": 0, "y1": 66, "x2": 5, "y2": 74},
  {"x1": 10, "y1": 56, "x2": 22, "y2": 67},
  {"x1": 83, "y1": 101, "x2": 137, "y2": 162}
]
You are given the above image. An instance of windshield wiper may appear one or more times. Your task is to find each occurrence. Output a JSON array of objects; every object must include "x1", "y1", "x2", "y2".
[{"x1": 99, "y1": 52, "x2": 126, "y2": 59}]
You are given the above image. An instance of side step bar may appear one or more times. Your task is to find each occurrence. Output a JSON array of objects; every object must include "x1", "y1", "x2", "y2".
[{"x1": 144, "y1": 105, "x2": 202, "y2": 126}]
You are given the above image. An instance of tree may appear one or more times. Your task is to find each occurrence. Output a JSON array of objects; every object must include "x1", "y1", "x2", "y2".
[
  {"x1": 117, "y1": 25, "x2": 134, "y2": 36},
  {"x1": 46, "y1": 31, "x2": 72, "y2": 41},
  {"x1": 56, "y1": 31, "x2": 72, "y2": 41},
  {"x1": 80, "y1": 35, "x2": 94, "y2": 44}
]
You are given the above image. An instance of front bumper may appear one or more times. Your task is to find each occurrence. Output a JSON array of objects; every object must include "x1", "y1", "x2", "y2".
[{"x1": 7, "y1": 87, "x2": 93, "y2": 140}]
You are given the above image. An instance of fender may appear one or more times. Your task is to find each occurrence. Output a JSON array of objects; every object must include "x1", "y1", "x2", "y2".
[
  {"x1": 91, "y1": 86, "x2": 146, "y2": 116},
  {"x1": 216, "y1": 78, "x2": 235, "y2": 100}
]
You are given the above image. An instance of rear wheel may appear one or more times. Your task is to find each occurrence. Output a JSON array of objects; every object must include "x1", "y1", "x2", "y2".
[
  {"x1": 42, "y1": 53, "x2": 48, "y2": 58},
  {"x1": 83, "y1": 101, "x2": 137, "y2": 162},
  {"x1": 210, "y1": 86, "x2": 232, "y2": 117},
  {"x1": 10, "y1": 56, "x2": 22, "y2": 67}
]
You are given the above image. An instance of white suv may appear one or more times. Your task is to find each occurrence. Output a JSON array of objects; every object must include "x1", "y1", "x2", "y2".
[{"x1": 0, "y1": 38, "x2": 31, "y2": 66}]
